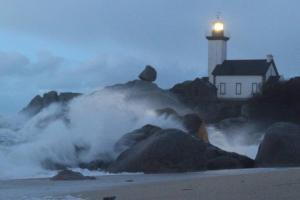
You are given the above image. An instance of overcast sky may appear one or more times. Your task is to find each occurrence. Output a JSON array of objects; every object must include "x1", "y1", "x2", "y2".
[{"x1": 0, "y1": 0, "x2": 300, "y2": 114}]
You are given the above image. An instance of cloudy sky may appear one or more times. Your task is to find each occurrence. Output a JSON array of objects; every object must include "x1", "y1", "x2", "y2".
[{"x1": 0, "y1": 0, "x2": 300, "y2": 114}]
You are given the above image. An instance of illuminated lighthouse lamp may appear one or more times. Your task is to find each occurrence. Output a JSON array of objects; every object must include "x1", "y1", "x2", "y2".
[{"x1": 213, "y1": 21, "x2": 224, "y2": 32}]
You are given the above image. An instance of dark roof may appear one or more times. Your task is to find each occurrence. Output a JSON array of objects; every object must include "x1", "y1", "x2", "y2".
[{"x1": 212, "y1": 59, "x2": 277, "y2": 76}]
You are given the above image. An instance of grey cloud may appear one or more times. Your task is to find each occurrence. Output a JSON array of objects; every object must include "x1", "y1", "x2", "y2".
[{"x1": 0, "y1": 0, "x2": 300, "y2": 113}]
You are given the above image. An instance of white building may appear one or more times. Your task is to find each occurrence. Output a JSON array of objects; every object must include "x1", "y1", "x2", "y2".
[{"x1": 206, "y1": 20, "x2": 280, "y2": 99}]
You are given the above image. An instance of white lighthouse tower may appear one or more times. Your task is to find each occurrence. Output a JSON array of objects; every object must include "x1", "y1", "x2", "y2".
[{"x1": 206, "y1": 18, "x2": 230, "y2": 83}]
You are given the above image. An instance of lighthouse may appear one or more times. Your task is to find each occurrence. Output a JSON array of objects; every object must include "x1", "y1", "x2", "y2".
[
  {"x1": 206, "y1": 19, "x2": 230, "y2": 83},
  {"x1": 206, "y1": 18, "x2": 280, "y2": 99}
]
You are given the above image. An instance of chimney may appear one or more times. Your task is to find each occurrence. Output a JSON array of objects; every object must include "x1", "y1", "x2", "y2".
[{"x1": 266, "y1": 54, "x2": 273, "y2": 63}]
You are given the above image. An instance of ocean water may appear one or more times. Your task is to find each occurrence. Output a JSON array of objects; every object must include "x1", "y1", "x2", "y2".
[{"x1": 0, "y1": 91, "x2": 260, "y2": 180}]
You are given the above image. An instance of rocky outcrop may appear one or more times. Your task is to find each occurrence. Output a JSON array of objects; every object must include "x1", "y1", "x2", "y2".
[
  {"x1": 51, "y1": 169, "x2": 95, "y2": 181},
  {"x1": 256, "y1": 122, "x2": 300, "y2": 167},
  {"x1": 139, "y1": 65, "x2": 157, "y2": 82},
  {"x1": 169, "y1": 78, "x2": 217, "y2": 108},
  {"x1": 109, "y1": 128, "x2": 254, "y2": 173},
  {"x1": 244, "y1": 77, "x2": 300, "y2": 123},
  {"x1": 22, "y1": 91, "x2": 81, "y2": 117},
  {"x1": 169, "y1": 78, "x2": 245, "y2": 122}
]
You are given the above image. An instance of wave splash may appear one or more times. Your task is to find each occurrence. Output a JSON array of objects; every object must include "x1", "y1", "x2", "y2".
[{"x1": 0, "y1": 91, "x2": 259, "y2": 180}]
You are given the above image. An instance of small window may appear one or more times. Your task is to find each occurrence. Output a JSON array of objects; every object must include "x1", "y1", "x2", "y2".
[
  {"x1": 220, "y1": 83, "x2": 226, "y2": 95},
  {"x1": 236, "y1": 83, "x2": 242, "y2": 95},
  {"x1": 252, "y1": 83, "x2": 258, "y2": 94}
]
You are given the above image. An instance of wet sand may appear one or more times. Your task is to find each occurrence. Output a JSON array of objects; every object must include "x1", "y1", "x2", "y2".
[{"x1": 1, "y1": 168, "x2": 300, "y2": 200}]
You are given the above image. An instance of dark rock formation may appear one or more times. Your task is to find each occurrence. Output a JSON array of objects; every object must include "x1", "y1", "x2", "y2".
[
  {"x1": 109, "y1": 128, "x2": 254, "y2": 173},
  {"x1": 244, "y1": 77, "x2": 300, "y2": 123},
  {"x1": 256, "y1": 122, "x2": 300, "y2": 167},
  {"x1": 139, "y1": 65, "x2": 157, "y2": 82},
  {"x1": 169, "y1": 78, "x2": 245, "y2": 122},
  {"x1": 22, "y1": 91, "x2": 81, "y2": 117},
  {"x1": 169, "y1": 78, "x2": 217, "y2": 108},
  {"x1": 114, "y1": 124, "x2": 162, "y2": 154},
  {"x1": 51, "y1": 169, "x2": 95, "y2": 181},
  {"x1": 21, "y1": 91, "x2": 81, "y2": 116}
]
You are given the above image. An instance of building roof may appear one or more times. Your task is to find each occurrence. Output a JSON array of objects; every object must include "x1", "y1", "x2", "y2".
[{"x1": 212, "y1": 59, "x2": 278, "y2": 76}]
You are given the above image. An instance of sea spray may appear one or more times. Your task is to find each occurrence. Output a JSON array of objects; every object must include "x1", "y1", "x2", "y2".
[
  {"x1": 0, "y1": 91, "x2": 182, "y2": 179},
  {"x1": 0, "y1": 89, "x2": 261, "y2": 180},
  {"x1": 208, "y1": 126, "x2": 261, "y2": 159}
]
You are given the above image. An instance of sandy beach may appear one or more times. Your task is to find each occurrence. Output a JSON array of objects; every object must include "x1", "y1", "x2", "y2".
[{"x1": 1, "y1": 167, "x2": 300, "y2": 200}]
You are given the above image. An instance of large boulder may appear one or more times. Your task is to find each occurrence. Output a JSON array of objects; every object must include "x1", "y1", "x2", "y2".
[
  {"x1": 109, "y1": 128, "x2": 254, "y2": 173},
  {"x1": 139, "y1": 65, "x2": 157, "y2": 82},
  {"x1": 256, "y1": 122, "x2": 300, "y2": 167}
]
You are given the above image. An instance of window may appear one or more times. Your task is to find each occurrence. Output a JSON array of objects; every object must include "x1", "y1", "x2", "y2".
[
  {"x1": 252, "y1": 83, "x2": 258, "y2": 94},
  {"x1": 220, "y1": 83, "x2": 226, "y2": 95},
  {"x1": 236, "y1": 83, "x2": 242, "y2": 95}
]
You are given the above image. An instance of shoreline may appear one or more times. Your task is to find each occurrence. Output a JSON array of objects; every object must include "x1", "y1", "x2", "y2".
[{"x1": 1, "y1": 167, "x2": 300, "y2": 200}]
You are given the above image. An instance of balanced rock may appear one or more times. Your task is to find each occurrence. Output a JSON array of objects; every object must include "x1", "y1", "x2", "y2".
[
  {"x1": 256, "y1": 122, "x2": 300, "y2": 167},
  {"x1": 139, "y1": 65, "x2": 157, "y2": 82}
]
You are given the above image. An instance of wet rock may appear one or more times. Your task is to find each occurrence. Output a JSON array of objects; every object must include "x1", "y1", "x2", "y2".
[
  {"x1": 51, "y1": 169, "x2": 95, "y2": 181},
  {"x1": 109, "y1": 128, "x2": 254, "y2": 173},
  {"x1": 256, "y1": 122, "x2": 300, "y2": 167}
]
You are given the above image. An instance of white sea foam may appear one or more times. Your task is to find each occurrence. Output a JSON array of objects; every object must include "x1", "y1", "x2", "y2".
[
  {"x1": 0, "y1": 91, "x2": 181, "y2": 180},
  {"x1": 208, "y1": 126, "x2": 260, "y2": 159},
  {"x1": 0, "y1": 90, "x2": 260, "y2": 180}
]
